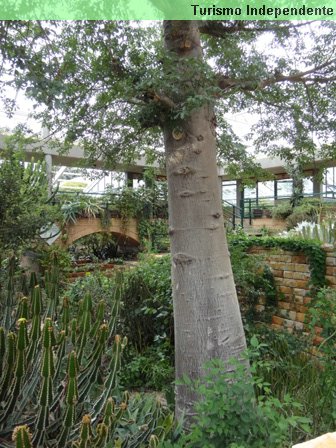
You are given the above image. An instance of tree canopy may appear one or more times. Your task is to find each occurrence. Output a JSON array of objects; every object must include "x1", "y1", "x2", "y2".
[
  {"x1": 0, "y1": 20, "x2": 335, "y2": 175},
  {"x1": 0, "y1": 137, "x2": 58, "y2": 251},
  {"x1": 1, "y1": 19, "x2": 335, "y2": 419}
]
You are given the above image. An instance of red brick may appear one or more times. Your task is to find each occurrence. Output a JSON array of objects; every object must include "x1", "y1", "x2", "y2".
[
  {"x1": 326, "y1": 266, "x2": 336, "y2": 276},
  {"x1": 296, "y1": 312, "x2": 306, "y2": 323},
  {"x1": 278, "y1": 301, "x2": 291, "y2": 310},
  {"x1": 294, "y1": 296, "x2": 304, "y2": 304},
  {"x1": 294, "y1": 321, "x2": 304, "y2": 331},
  {"x1": 298, "y1": 305, "x2": 308, "y2": 313},
  {"x1": 288, "y1": 311, "x2": 296, "y2": 321},
  {"x1": 326, "y1": 257, "x2": 336, "y2": 266},
  {"x1": 293, "y1": 272, "x2": 310, "y2": 280},
  {"x1": 292, "y1": 255, "x2": 307, "y2": 263},
  {"x1": 272, "y1": 315, "x2": 284, "y2": 326},
  {"x1": 295, "y1": 264, "x2": 310, "y2": 273},
  {"x1": 326, "y1": 275, "x2": 336, "y2": 285}
]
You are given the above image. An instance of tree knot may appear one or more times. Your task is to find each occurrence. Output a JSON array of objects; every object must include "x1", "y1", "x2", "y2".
[{"x1": 173, "y1": 253, "x2": 195, "y2": 265}]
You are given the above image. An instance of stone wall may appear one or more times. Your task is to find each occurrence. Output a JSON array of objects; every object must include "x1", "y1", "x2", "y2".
[{"x1": 247, "y1": 245, "x2": 336, "y2": 343}]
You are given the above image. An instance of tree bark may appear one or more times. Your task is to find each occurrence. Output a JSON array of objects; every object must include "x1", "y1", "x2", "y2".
[{"x1": 163, "y1": 21, "x2": 247, "y2": 422}]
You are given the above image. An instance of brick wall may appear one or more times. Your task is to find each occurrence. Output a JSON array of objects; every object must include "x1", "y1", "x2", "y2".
[{"x1": 247, "y1": 245, "x2": 336, "y2": 342}]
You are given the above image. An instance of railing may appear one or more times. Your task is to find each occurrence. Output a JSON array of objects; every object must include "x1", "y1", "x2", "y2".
[
  {"x1": 222, "y1": 200, "x2": 245, "y2": 229},
  {"x1": 54, "y1": 189, "x2": 169, "y2": 220},
  {"x1": 239, "y1": 192, "x2": 336, "y2": 222}
]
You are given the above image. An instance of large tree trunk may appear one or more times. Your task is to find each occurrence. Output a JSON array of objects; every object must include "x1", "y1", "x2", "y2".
[{"x1": 163, "y1": 21, "x2": 247, "y2": 421}]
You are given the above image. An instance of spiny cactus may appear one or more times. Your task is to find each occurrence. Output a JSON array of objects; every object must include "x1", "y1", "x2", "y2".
[
  {"x1": 0, "y1": 332, "x2": 16, "y2": 403},
  {"x1": 2, "y1": 256, "x2": 16, "y2": 330},
  {"x1": 58, "y1": 351, "x2": 79, "y2": 446},
  {"x1": 0, "y1": 327, "x2": 5, "y2": 372},
  {"x1": 26, "y1": 286, "x2": 42, "y2": 363},
  {"x1": 0, "y1": 259, "x2": 173, "y2": 447},
  {"x1": 73, "y1": 414, "x2": 93, "y2": 448},
  {"x1": 17, "y1": 297, "x2": 29, "y2": 320},
  {"x1": 0, "y1": 319, "x2": 28, "y2": 425},
  {"x1": 33, "y1": 319, "x2": 56, "y2": 447},
  {"x1": 12, "y1": 425, "x2": 33, "y2": 448},
  {"x1": 45, "y1": 252, "x2": 60, "y2": 318}
]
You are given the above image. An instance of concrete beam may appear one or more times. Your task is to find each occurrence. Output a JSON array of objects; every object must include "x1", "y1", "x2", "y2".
[{"x1": 1, "y1": 133, "x2": 336, "y2": 182}]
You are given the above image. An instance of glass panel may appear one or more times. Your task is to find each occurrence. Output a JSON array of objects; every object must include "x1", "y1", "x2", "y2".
[{"x1": 222, "y1": 181, "x2": 236, "y2": 205}]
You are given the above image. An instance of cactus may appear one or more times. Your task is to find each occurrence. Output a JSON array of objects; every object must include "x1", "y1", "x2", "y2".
[
  {"x1": 77, "y1": 293, "x2": 92, "y2": 364},
  {"x1": 27, "y1": 286, "x2": 43, "y2": 363},
  {"x1": 33, "y1": 318, "x2": 56, "y2": 447},
  {"x1": 62, "y1": 297, "x2": 70, "y2": 335},
  {"x1": 58, "y1": 351, "x2": 79, "y2": 446},
  {"x1": 12, "y1": 425, "x2": 33, "y2": 448},
  {"x1": 0, "y1": 332, "x2": 16, "y2": 404},
  {"x1": 45, "y1": 252, "x2": 60, "y2": 318},
  {"x1": 0, "y1": 259, "x2": 173, "y2": 447},
  {"x1": 17, "y1": 297, "x2": 29, "y2": 320},
  {"x1": 73, "y1": 414, "x2": 93, "y2": 448},
  {"x1": 0, "y1": 319, "x2": 28, "y2": 425},
  {"x1": 2, "y1": 256, "x2": 16, "y2": 330},
  {"x1": 0, "y1": 327, "x2": 5, "y2": 372}
]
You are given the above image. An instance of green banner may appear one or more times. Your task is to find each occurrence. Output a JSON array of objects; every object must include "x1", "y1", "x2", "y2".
[{"x1": 0, "y1": 0, "x2": 335, "y2": 20}]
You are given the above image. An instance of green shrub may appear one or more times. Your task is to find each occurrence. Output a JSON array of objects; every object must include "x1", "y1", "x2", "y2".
[
  {"x1": 246, "y1": 324, "x2": 336, "y2": 438},
  {"x1": 229, "y1": 246, "x2": 277, "y2": 322},
  {"x1": 69, "y1": 232, "x2": 119, "y2": 261},
  {"x1": 272, "y1": 201, "x2": 293, "y2": 220},
  {"x1": 138, "y1": 219, "x2": 169, "y2": 253},
  {"x1": 286, "y1": 203, "x2": 319, "y2": 229},
  {"x1": 121, "y1": 345, "x2": 174, "y2": 394},
  {"x1": 120, "y1": 255, "x2": 173, "y2": 353},
  {"x1": 307, "y1": 287, "x2": 336, "y2": 350},
  {"x1": 163, "y1": 338, "x2": 311, "y2": 448}
]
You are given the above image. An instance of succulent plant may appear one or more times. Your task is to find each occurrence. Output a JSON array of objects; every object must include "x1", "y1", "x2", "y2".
[{"x1": 0, "y1": 257, "x2": 173, "y2": 447}]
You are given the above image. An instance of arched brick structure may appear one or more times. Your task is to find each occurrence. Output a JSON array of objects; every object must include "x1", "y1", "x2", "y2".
[{"x1": 54, "y1": 217, "x2": 139, "y2": 247}]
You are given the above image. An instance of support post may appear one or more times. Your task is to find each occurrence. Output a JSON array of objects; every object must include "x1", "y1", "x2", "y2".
[
  {"x1": 45, "y1": 154, "x2": 53, "y2": 195},
  {"x1": 236, "y1": 180, "x2": 244, "y2": 223},
  {"x1": 274, "y1": 180, "x2": 278, "y2": 203},
  {"x1": 312, "y1": 173, "x2": 322, "y2": 198},
  {"x1": 125, "y1": 172, "x2": 135, "y2": 188}
]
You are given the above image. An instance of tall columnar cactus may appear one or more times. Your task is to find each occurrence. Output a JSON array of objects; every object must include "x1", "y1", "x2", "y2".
[
  {"x1": 0, "y1": 259, "x2": 173, "y2": 447},
  {"x1": 93, "y1": 334, "x2": 127, "y2": 416},
  {"x1": 71, "y1": 318, "x2": 77, "y2": 348},
  {"x1": 77, "y1": 293, "x2": 92, "y2": 364},
  {"x1": 89, "y1": 299, "x2": 105, "y2": 338},
  {"x1": 12, "y1": 425, "x2": 33, "y2": 448},
  {"x1": 73, "y1": 414, "x2": 93, "y2": 448},
  {"x1": 0, "y1": 327, "x2": 5, "y2": 373},
  {"x1": 17, "y1": 296, "x2": 29, "y2": 320},
  {"x1": 2, "y1": 256, "x2": 16, "y2": 330},
  {"x1": 45, "y1": 252, "x2": 60, "y2": 318},
  {"x1": 58, "y1": 351, "x2": 79, "y2": 446},
  {"x1": 0, "y1": 332, "x2": 16, "y2": 404},
  {"x1": 78, "y1": 323, "x2": 108, "y2": 402},
  {"x1": 27, "y1": 286, "x2": 43, "y2": 363},
  {"x1": 0, "y1": 319, "x2": 28, "y2": 424},
  {"x1": 62, "y1": 296, "x2": 70, "y2": 335},
  {"x1": 33, "y1": 319, "x2": 55, "y2": 447}
]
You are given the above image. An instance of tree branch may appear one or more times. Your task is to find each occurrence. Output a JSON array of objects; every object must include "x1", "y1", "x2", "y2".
[
  {"x1": 217, "y1": 58, "x2": 336, "y2": 93},
  {"x1": 199, "y1": 20, "x2": 314, "y2": 38}
]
